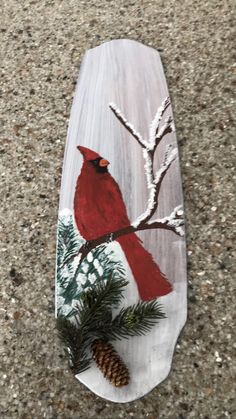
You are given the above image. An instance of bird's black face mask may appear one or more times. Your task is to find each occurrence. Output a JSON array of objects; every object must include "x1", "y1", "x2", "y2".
[{"x1": 90, "y1": 157, "x2": 109, "y2": 173}]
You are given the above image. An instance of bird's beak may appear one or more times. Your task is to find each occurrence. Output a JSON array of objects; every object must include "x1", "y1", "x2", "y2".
[{"x1": 99, "y1": 158, "x2": 110, "y2": 167}]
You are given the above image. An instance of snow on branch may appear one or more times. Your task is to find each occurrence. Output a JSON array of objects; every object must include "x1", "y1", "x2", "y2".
[
  {"x1": 109, "y1": 102, "x2": 148, "y2": 148},
  {"x1": 154, "y1": 147, "x2": 177, "y2": 185},
  {"x1": 131, "y1": 147, "x2": 177, "y2": 228},
  {"x1": 147, "y1": 205, "x2": 185, "y2": 237},
  {"x1": 109, "y1": 97, "x2": 183, "y2": 233},
  {"x1": 149, "y1": 97, "x2": 171, "y2": 149},
  {"x1": 155, "y1": 115, "x2": 174, "y2": 142}
]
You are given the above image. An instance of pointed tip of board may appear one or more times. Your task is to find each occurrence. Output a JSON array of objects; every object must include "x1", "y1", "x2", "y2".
[{"x1": 86, "y1": 38, "x2": 162, "y2": 55}]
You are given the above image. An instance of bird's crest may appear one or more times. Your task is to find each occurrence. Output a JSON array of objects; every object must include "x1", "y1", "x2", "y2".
[{"x1": 77, "y1": 146, "x2": 101, "y2": 161}]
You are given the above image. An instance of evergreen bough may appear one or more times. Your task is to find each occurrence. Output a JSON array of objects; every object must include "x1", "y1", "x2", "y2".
[{"x1": 56, "y1": 211, "x2": 166, "y2": 383}]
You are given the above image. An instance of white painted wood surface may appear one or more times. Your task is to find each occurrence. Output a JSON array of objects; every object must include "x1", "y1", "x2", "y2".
[{"x1": 57, "y1": 39, "x2": 187, "y2": 402}]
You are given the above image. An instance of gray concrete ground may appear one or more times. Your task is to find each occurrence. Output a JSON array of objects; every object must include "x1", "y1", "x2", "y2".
[{"x1": 0, "y1": 1, "x2": 235, "y2": 418}]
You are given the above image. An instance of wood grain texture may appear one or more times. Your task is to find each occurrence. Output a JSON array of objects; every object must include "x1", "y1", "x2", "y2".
[{"x1": 57, "y1": 39, "x2": 187, "y2": 402}]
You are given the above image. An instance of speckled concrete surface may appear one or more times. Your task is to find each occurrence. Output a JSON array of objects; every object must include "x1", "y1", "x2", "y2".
[{"x1": 0, "y1": 1, "x2": 235, "y2": 418}]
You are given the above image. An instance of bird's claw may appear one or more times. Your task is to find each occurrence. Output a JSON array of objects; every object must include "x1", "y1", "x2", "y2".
[
  {"x1": 84, "y1": 240, "x2": 93, "y2": 250},
  {"x1": 106, "y1": 233, "x2": 114, "y2": 243}
]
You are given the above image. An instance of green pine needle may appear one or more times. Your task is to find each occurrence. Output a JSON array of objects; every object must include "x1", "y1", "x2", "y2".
[
  {"x1": 74, "y1": 275, "x2": 129, "y2": 330},
  {"x1": 56, "y1": 316, "x2": 91, "y2": 374},
  {"x1": 56, "y1": 213, "x2": 167, "y2": 377},
  {"x1": 109, "y1": 300, "x2": 166, "y2": 339}
]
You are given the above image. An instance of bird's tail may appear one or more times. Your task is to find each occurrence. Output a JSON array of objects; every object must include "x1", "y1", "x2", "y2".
[{"x1": 117, "y1": 234, "x2": 172, "y2": 301}]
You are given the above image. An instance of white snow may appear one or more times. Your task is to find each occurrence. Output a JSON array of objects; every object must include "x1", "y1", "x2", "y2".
[
  {"x1": 154, "y1": 147, "x2": 177, "y2": 184},
  {"x1": 97, "y1": 266, "x2": 104, "y2": 276},
  {"x1": 59, "y1": 208, "x2": 72, "y2": 218},
  {"x1": 146, "y1": 205, "x2": 185, "y2": 236},
  {"x1": 109, "y1": 102, "x2": 147, "y2": 148},
  {"x1": 88, "y1": 273, "x2": 98, "y2": 284},
  {"x1": 149, "y1": 97, "x2": 170, "y2": 148},
  {"x1": 87, "y1": 252, "x2": 93, "y2": 263},
  {"x1": 76, "y1": 273, "x2": 87, "y2": 286},
  {"x1": 93, "y1": 259, "x2": 100, "y2": 269},
  {"x1": 81, "y1": 263, "x2": 89, "y2": 274}
]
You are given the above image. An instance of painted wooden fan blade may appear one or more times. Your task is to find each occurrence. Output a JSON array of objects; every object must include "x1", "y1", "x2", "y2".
[{"x1": 56, "y1": 39, "x2": 187, "y2": 402}]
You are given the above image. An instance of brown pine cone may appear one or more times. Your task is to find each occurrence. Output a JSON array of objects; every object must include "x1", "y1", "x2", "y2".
[{"x1": 91, "y1": 339, "x2": 130, "y2": 387}]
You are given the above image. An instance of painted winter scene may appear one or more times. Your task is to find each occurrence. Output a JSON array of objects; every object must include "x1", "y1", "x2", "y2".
[{"x1": 56, "y1": 92, "x2": 187, "y2": 402}]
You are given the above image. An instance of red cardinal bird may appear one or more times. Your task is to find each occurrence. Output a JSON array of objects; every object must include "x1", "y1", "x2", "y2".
[{"x1": 74, "y1": 146, "x2": 172, "y2": 301}]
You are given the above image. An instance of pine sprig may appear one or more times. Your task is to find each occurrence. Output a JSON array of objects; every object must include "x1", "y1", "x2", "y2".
[
  {"x1": 73, "y1": 245, "x2": 126, "y2": 283},
  {"x1": 109, "y1": 300, "x2": 166, "y2": 339},
  {"x1": 74, "y1": 275, "x2": 128, "y2": 331},
  {"x1": 57, "y1": 277, "x2": 167, "y2": 374},
  {"x1": 57, "y1": 212, "x2": 127, "y2": 312},
  {"x1": 57, "y1": 215, "x2": 82, "y2": 268},
  {"x1": 56, "y1": 316, "x2": 91, "y2": 374},
  {"x1": 56, "y1": 211, "x2": 167, "y2": 382},
  {"x1": 57, "y1": 276, "x2": 128, "y2": 372}
]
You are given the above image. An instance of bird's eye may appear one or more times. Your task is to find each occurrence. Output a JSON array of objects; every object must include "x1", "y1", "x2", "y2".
[{"x1": 90, "y1": 159, "x2": 99, "y2": 166}]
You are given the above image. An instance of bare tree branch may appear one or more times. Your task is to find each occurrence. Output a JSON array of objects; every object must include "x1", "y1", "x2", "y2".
[
  {"x1": 155, "y1": 115, "x2": 174, "y2": 143},
  {"x1": 109, "y1": 97, "x2": 184, "y2": 234},
  {"x1": 147, "y1": 205, "x2": 185, "y2": 236},
  {"x1": 149, "y1": 97, "x2": 171, "y2": 149},
  {"x1": 132, "y1": 147, "x2": 178, "y2": 228},
  {"x1": 77, "y1": 204, "x2": 184, "y2": 261},
  {"x1": 154, "y1": 147, "x2": 177, "y2": 185},
  {"x1": 109, "y1": 103, "x2": 148, "y2": 148}
]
